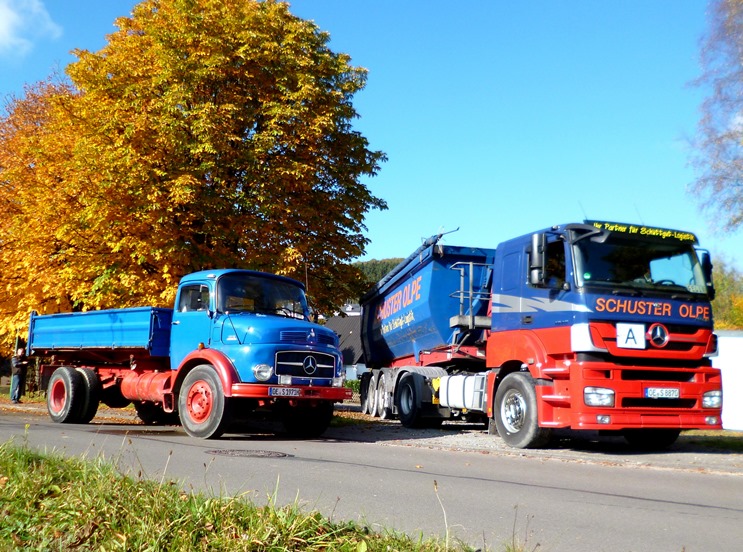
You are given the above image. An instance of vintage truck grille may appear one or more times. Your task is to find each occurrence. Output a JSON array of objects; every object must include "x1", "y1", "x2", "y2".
[{"x1": 275, "y1": 351, "x2": 336, "y2": 378}]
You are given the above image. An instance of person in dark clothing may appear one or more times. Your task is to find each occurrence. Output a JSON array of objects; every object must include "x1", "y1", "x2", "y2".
[{"x1": 10, "y1": 348, "x2": 29, "y2": 403}]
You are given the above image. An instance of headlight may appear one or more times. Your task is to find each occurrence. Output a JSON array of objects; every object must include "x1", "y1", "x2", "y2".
[
  {"x1": 702, "y1": 390, "x2": 722, "y2": 409},
  {"x1": 584, "y1": 387, "x2": 615, "y2": 407},
  {"x1": 252, "y1": 363, "x2": 273, "y2": 382}
]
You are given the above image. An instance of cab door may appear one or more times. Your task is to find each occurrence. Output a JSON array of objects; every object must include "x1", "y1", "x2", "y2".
[{"x1": 170, "y1": 282, "x2": 213, "y2": 370}]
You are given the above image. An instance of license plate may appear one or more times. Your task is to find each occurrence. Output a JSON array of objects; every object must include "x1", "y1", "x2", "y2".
[
  {"x1": 644, "y1": 387, "x2": 680, "y2": 399},
  {"x1": 269, "y1": 387, "x2": 301, "y2": 397}
]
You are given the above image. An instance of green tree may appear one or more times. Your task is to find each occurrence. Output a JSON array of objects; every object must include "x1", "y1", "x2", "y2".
[
  {"x1": 354, "y1": 258, "x2": 405, "y2": 287},
  {"x1": 0, "y1": 0, "x2": 386, "y2": 349},
  {"x1": 692, "y1": 0, "x2": 743, "y2": 230}
]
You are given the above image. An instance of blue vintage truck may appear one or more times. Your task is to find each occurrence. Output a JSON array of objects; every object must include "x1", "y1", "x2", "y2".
[{"x1": 28, "y1": 269, "x2": 350, "y2": 438}]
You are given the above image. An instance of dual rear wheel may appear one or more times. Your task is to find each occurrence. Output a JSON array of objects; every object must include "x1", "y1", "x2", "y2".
[{"x1": 47, "y1": 367, "x2": 100, "y2": 424}]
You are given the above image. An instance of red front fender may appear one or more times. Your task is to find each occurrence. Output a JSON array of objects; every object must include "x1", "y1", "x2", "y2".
[{"x1": 175, "y1": 349, "x2": 240, "y2": 397}]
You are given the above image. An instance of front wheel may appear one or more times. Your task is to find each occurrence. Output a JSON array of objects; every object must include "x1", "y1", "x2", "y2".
[
  {"x1": 178, "y1": 365, "x2": 230, "y2": 439},
  {"x1": 47, "y1": 367, "x2": 85, "y2": 423},
  {"x1": 493, "y1": 372, "x2": 551, "y2": 449}
]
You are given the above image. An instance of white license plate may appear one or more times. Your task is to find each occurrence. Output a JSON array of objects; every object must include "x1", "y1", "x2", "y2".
[
  {"x1": 644, "y1": 387, "x2": 680, "y2": 399},
  {"x1": 269, "y1": 387, "x2": 301, "y2": 397}
]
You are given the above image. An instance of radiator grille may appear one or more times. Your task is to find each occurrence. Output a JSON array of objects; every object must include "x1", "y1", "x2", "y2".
[{"x1": 275, "y1": 351, "x2": 336, "y2": 378}]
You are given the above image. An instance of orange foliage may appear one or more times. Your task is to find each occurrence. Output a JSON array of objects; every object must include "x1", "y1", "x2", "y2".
[{"x1": 0, "y1": 0, "x2": 385, "y2": 352}]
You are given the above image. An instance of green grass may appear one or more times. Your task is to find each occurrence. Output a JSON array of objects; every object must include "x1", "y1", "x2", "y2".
[{"x1": 0, "y1": 435, "x2": 482, "y2": 551}]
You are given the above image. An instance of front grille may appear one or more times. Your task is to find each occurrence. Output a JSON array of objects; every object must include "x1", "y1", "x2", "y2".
[
  {"x1": 275, "y1": 351, "x2": 336, "y2": 378},
  {"x1": 621, "y1": 370, "x2": 695, "y2": 382},
  {"x1": 622, "y1": 398, "x2": 696, "y2": 408}
]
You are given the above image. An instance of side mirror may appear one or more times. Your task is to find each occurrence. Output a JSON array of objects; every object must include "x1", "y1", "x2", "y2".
[
  {"x1": 530, "y1": 233, "x2": 546, "y2": 286},
  {"x1": 699, "y1": 250, "x2": 716, "y2": 300}
]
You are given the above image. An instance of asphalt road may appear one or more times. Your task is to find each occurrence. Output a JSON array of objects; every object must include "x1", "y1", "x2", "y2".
[{"x1": 1, "y1": 403, "x2": 742, "y2": 552}]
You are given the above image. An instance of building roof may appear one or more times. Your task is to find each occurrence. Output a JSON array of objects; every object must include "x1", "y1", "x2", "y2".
[{"x1": 325, "y1": 315, "x2": 364, "y2": 365}]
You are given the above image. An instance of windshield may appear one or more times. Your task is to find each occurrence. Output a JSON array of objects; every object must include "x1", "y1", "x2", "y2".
[
  {"x1": 573, "y1": 235, "x2": 708, "y2": 296},
  {"x1": 217, "y1": 273, "x2": 308, "y2": 319}
]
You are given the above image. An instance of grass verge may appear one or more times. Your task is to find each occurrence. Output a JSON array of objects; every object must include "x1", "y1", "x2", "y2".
[{"x1": 0, "y1": 435, "x2": 480, "y2": 551}]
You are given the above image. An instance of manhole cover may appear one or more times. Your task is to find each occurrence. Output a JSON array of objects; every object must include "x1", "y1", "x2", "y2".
[{"x1": 205, "y1": 449, "x2": 291, "y2": 458}]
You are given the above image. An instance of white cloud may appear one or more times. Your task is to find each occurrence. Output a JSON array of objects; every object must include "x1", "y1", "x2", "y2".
[{"x1": 0, "y1": 0, "x2": 62, "y2": 57}]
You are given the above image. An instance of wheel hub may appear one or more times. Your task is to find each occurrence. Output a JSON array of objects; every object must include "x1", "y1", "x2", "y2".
[{"x1": 501, "y1": 390, "x2": 526, "y2": 433}]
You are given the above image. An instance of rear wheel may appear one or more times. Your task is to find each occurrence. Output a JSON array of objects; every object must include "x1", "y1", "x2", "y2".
[
  {"x1": 375, "y1": 372, "x2": 393, "y2": 419},
  {"x1": 623, "y1": 429, "x2": 681, "y2": 450},
  {"x1": 494, "y1": 372, "x2": 551, "y2": 449},
  {"x1": 367, "y1": 372, "x2": 379, "y2": 417},
  {"x1": 396, "y1": 373, "x2": 424, "y2": 428},
  {"x1": 359, "y1": 372, "x2": 372, "y2": 415},
  {"x1": 178, "y1": 365, "x2": 230, "y2": 439},
  {"x1": 47, "y1": 367, "x2": 85, "y2": 423},
  {"x1": 75, "y1": 368, "x2": 101, "y2": 424}
]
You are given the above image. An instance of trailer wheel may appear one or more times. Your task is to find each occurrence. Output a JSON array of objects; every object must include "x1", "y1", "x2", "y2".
[
  {"x1": 494, "y1": 372, "x2": 551, "y2": 449},
  {"x1": 375, "y1": 372, "x2": 393, "y2": 419},
  {"x1": 178, "y1": 365, "x2": 230, "y2": 439},
  {"x1": 75, "y1": 368, "x2": 101, "y2": 424},
  {"x1": 281, "y1": 401, "x2": 334, "y2": 438},
  {"x1": 359, "y1": 372, "x2": 372, "y2": 415},
  {"x1": 367, "y1": 372, "x2": 379, "y2": 417},
  {"x1": 396, "y1": 372, "x2": 424, "y2": 428},
  {"x1": 623, "y1": 429, "x2": 681, "y2": 450},
  {"x1": 47, "y1": 367, "x2": 85, "y2": 424}
]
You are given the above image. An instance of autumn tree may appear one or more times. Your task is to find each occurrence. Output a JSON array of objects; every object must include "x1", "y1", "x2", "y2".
[
  {"x1": 692, "y1": 0, "x2": 743, "y2": 230},
  {"x1": 0, "y1": 0, "x2": 386, "y2": 350}
]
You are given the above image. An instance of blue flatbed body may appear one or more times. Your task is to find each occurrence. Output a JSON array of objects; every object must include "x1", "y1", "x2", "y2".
[{"x1": 28, "y1": 307, "x2": 173, "y2": 359}]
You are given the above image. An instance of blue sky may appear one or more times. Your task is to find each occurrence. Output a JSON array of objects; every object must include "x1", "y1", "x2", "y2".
[{"x1": 2, "y1": 1, "x2": 742, "y2": 267}]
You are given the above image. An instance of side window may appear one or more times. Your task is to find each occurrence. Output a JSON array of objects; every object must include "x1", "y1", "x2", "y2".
[
  {"x1": 544, "y1": 241, "x2": 566, "y2": 289},
  {"x1": 178, "y1": 284, "x2": 210, "y2": 312}
]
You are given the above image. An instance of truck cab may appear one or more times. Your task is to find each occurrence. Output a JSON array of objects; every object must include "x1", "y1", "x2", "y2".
[{"x1": 487, "y1": 221, "x2": 721, "y2": 447}]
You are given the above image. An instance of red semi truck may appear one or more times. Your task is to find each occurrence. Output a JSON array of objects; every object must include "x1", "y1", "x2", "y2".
[
  {"x1": 359, "y1": 222, "x2": 723, "y2": 449},
  {"x1": 28, "y1": 269, "x2": 351, "y2": 439}
]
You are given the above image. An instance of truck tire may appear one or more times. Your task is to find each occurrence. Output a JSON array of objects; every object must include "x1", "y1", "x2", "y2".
[
  {"x1": 281, "y1": 401, "x2": 334, "y2": 438},
  {"x1": 367, "y1": 372, "x2": 379, "y2": 417},
  {"x1": 623, "y1": 429, "x2": 681, "y2": 450},
  {"x1": 375, "y1": 372, "x2": 393, "y2": 419},
  {"x1": 359, "y1": 372, "x2": 372, "y2": 415},
  {"x1": 396, "y1": 372, "x2": 424, "y2": 428},
  {"x1": 47, "y1": 367, "x2": 85, "y2": 424},
  {"x1": 75, "y1": 368, "x2": 101, "y2": 424},
  {"x1": 178, "y1": 365, "x2": 231, "y2": 439},
  {"x1": 494, "y1": 372, "x2": 551, "y2": 449}
]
